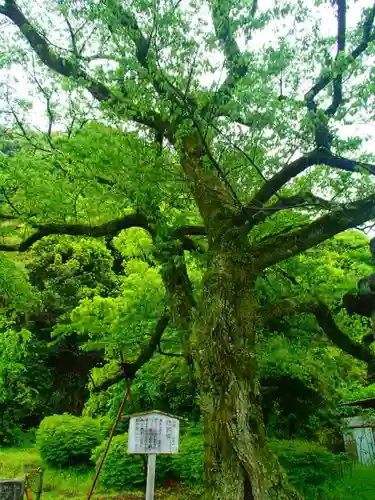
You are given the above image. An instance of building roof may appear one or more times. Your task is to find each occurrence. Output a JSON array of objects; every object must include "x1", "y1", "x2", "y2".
[{"x1": 342, "y1": 397, "x2": 375, "y2": 409}]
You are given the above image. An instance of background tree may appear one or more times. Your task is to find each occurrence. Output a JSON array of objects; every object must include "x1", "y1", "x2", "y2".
[{"x1": 1, "y1": 1, "x2": 375, "y2": 498}]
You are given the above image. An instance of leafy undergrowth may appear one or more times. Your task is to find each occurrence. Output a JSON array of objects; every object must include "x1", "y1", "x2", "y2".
[
  {"x1": 317, "y1": 464, "x2": 375, "y2": 500},
  {"x1": 0, "y1": 447, "x2": 199, "y2": 499}
]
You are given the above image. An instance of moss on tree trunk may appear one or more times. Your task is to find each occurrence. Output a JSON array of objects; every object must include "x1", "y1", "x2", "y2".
[{"x1": 195, "y1": 249, "x2": 302, "y2": 500}]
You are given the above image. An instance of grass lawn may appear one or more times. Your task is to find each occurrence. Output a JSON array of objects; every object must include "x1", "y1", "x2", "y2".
[
  {"x1": 2, "y1": 446, "x2": 375, "y2": 499},
  {"x1": 0, "y1": 447, "x2": 199, "y2": 499},
  {"x1": 318, "y1": 463, "x2": 375, "y2": 500}
]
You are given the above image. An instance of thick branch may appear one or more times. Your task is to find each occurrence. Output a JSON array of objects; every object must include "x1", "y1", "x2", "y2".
[
  {"x1": 317, "y1": 152, "x2": 375, "y2": 175},
  {"x1": 326, "y1": 0, "x2": 346, "y2": 116},
  {"x1": 93, "y1": 314, "x2": 169, "y2": 392},
  {"x1": 110, "y1": 4, "x2": 149, "y2": 68},
  {"x1": 1, "y1": 1, "x2": 113, "y2": 100},
  {"x1": 249, "y1": 150, "x2": 375, "y2": 211},
  {"x1": 0, "y1": 0, "x2": 169, "y2": 133},
  {"x1": 254, "y1": 192, "x2": 375, "y2": 269},
  {"x1": 235, "y1": 192, "x2": 331, "y2": 227},
  {"x1": 108, "y1": 2, "x2": 194, "y2": 111},
  {"x1": 305, "y1": 2, "x2": 375, "y2": 108},
  {"x1": 261, "y1": 299, "x2": 375, "y2": 366},
  {"x1": 0, "y1": 214, "x2": 207, "y2": 254},
  {"x1": 249, "y1": 150, "x2": 321, "y2": 209},
  {"x1": 206, "y1": 0, "x2": 253, "y2": 115},
  {"x1": 0, "y1": 213, "x2": 151, "y2": 252},
  {"x1": 172, "y1": 225, "x2": 207, "y2": 239},
  {"x1": 211, "y1": 1, "x2": 245, "y2": 81}
]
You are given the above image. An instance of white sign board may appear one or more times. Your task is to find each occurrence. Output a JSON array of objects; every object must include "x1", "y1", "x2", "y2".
[{"x1": 128, "y1": 412, "x2": 179, "y2": 454}]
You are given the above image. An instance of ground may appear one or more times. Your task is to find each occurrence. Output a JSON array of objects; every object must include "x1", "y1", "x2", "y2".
[
  {"x1": 1, "y1": 446, "x2": 375, "y2": 499},
  {"x1": 0, "y1": 447, "x2": 198, "y2": 499}
]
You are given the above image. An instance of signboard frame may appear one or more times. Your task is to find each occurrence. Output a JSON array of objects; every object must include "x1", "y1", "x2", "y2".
[{"x1": 128, "y1": 410, "x2": 180, "y2": 455}]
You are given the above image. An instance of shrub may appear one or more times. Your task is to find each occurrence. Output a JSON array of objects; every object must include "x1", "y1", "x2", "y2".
[
  {"x1": 37, "y1": 414, "x2": 105, "y2": 467},
  {"x1": 172, "y1": 424, "x2": 204, "y2": 486},
  {"x1": 94, "y1": 428, "x2": 348, "y2": 495},
  {"x1": 91, "y1": 434, "x2": 173, "y2": 490},
  {"x1": 269, "y1": 438, "x2": 349, "y2": 495}
]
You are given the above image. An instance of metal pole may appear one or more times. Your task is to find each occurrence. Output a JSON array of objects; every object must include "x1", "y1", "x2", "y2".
[
  {"x1": 86, "y1": 381, "x2": 131, "y2": 500},
  {"x1": 145, "y1": 454, "x2": 156, "y2": 500}
]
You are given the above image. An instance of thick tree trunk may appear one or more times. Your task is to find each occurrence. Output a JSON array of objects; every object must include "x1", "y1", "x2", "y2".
[{"x1": 195, "y1": 247, "x2": 302, "y2": 500}]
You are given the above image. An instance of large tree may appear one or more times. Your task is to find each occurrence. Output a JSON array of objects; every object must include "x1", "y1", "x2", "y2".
[{"x1": 1, "y1": 0, "x2": 375, "y2": 497}]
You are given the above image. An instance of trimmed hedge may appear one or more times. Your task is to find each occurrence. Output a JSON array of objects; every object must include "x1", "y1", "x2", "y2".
[{"x1": 37, "y1": 414, "x2": 107, "y2": 467}]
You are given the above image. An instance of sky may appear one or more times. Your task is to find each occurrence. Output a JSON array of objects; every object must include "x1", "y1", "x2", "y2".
[{"x1": 1, "y1": 0, "x2": 375, "y2": 151}]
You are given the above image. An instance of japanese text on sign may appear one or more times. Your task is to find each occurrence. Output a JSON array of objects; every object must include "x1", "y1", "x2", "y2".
[{"x1": 128, "y1": 413, "x2": 179, "y2": 454}]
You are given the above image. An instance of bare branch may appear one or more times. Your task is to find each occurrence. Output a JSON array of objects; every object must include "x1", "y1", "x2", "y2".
[
  {"x1": 0, "y1": 212, "x2": 207, "y2": 254},
  {"x1": 211, "y1": 2, "x2": 246, "y2": 74},
  {"x1": 107, "y1": 2, "x2": 192, "y2": 109},
  {"x1": 63, "y1": 16, "x2": 79, "y2": 58},
  {"x1": 317, "y1": 152, "x2": 375, "y2": 175},
  {"x1": 30, "y1": 59, "x2": 55, "y2": 140},
  {"x1": 93, "y1": 314, "x2": 169, "y2": 392},
  {"x1": 250, "y1": 0, "x2": 258, "y2": 18}
]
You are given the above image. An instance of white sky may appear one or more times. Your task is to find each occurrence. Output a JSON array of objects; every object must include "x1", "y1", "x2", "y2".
[{"x1": 1, "y1": 0, "x2": 375, "y2": 150}]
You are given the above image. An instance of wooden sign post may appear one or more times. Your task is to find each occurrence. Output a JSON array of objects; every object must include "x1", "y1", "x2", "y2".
[{"x1": 127, "y1": 411, "x2": 180, "y2": 500}]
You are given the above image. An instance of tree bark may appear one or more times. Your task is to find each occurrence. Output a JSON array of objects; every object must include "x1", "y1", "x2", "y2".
[{"x1": 195, "y1": 243, "x2": 302, "y2": 500}]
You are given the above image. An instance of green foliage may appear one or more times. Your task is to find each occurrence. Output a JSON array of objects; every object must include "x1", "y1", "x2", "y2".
[
  {"x1": 269, "y1": 439, "x2": 349, "y2": 495},
  {"x1": 320, "y1": 464, "x2": 375, "y2": 500},
  {"x1": 258, "y1": 334, "x2": 342, "y2": 439},
  {"x1": 172, "y1": 423, "x2": 204, "y2": 487},
  {"x1": 0, "y1": 323, "x2": 50, "y2": 445},
  {"x1": 91, "y1": 427, "x2": 347, "y2": 495},
  {"x1": 66, "y1": 258, "x2": 165, "y2": 360},
  {"x1": 91, "y1": 433, "x2": 173, "y2": 489},
  {"x1": 91, "y1": 434, "x2": 144, "y2": 489},
  {"x1": 36, "y1": 414, "x2": 106, "y2": 467},
  {"x1": 28, "y1": 235, "x2": 118, "y2": 327},
  {"x1": 342, "y1": 383, "x2": 375, "y2": 402},
  {"x1": 255, "y1": 231, "x2": 375, "y2": 441},
  {"x1": 0, "y1": 255, "x2": 36, "y2": 312}
]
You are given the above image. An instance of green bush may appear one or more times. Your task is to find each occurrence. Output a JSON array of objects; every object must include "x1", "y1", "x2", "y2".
[
  {"x1": 172, "y1": 424, "x2": 204, "y2": 486},
  {"x1": 91, "y1": 434, "x2": 173, "y2": 490},
  {"x1": 269, "y1": 439, "x2": 349, "y2": 495},
  {"x1": 37, "y1": 414, "x2": 105, "y2": 467},
  {"x1": 94, "y1": 429, "x2": 347, "y2": 495}
]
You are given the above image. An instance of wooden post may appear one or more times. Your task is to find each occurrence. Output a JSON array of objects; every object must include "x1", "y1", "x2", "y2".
[{"x1": 145, "y1": 454, "x2": 156, "y2": 500}]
